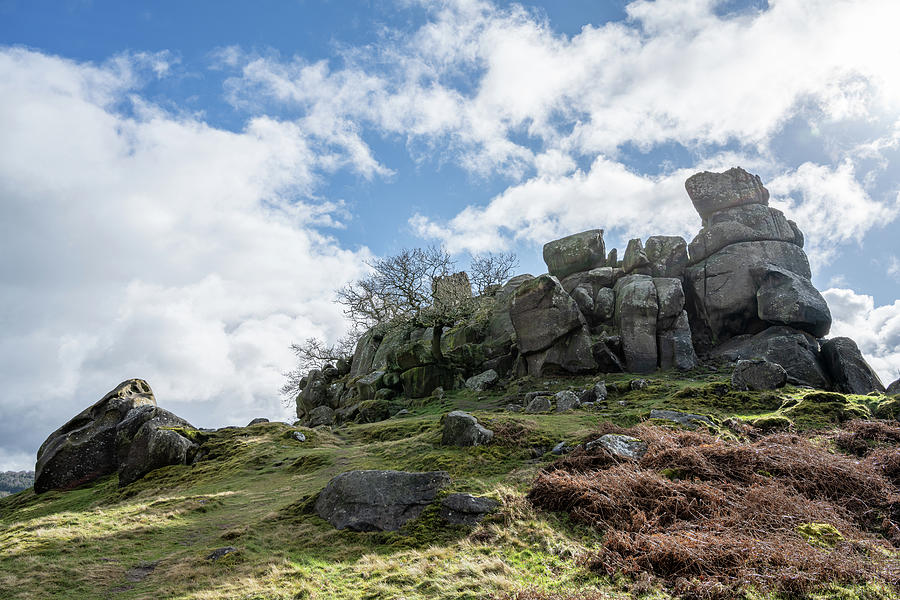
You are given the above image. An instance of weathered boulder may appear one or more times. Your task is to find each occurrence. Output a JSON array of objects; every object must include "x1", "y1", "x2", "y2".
[
  {"x1": 395, "y1": 339, "x2": 435, "y2": 371},
  {"x1": 542, "y1": 229, "x2": 606, "y2": 279},
  {"x1": 441, "y1": 411, "x2": 493, "y2": 447},
  {"x1": 525, "y1": 396, "x2": 552, "y2": 413},
  {"x1": 560, "y1": 267, "x2": 620, "y2": 295},
  {"x1": 712, "y1": 326, "x2": 830, "y2": 389},
  {"x1": 614, "y1": 275, "x2": 658, "y2": 373},
  {"x1": 349, "y1": 329, "x2": 381, "y2": 378},
  {"x1": 685, "y1": 167, "x2": 769, "y2": 222},
  {"x1": 731, "y1": 358, "x2": 788, "y2": 391},
  {"x1": 314, "y1": 470, "x2": 451, "y2": 531},
  {"x1": 297, "y1": 369, "x2": 328, "y2": 419},
  {"x1": 247, "y1": 418, "x2": 269, "y2": 426},
  {"x1": 465, "y1": 369, "x2": 499, "y2": 392},
  {"x1": 585, "y1": 434, "x2": 648, "y2": 460},
  {"x1": 439, "y1": 493, "x2": 499, "y2": 525},
  {"x1": 684, "y1": 240, "x2": 812, "y2": 347},
  {"x1": 355, "y1": 370, "x2": 385, "y2": 401},
  {"x1": 117, "y1": 407, "x2": 198, "y2": 487},
  {"x1": 510, "y1": 275, "x2": 585, "y2": 354},
  {"x1": 653, "y1": 277, "x2": 685, "y2": 329},
  {"x1": 753, "y1": 265, "x2": 831, "y2": 337},
  {"x1": 307, "y1": 405, "x2": 336, "y2": 427},
  {"x1": 657, "y1": 311, "x2": 698, "y2": 371},
  {"x1": 645, "y1": 236, "x2": 689, "y2": 278},
  {"x1": 35, "y1": 379, "x2": 157, "y2": 494},
  {"x1": 372, "y1": 328, "x2": 408, "y2": 372},
  {"x1": 820, "y1": 337, "x2": 885, "y2": 395},
  {"x1": 622, "y1": 238, "x2": 651, "y2": 274},
  {"x1": 689, "y1": 204, "x2": 799, "y2": 262},
  {"x1": 554, "y1": 390, "x2": 580, "y2": 412},
  {"x1": 524, "y1": 326, "x2": 597, "y2": 376},
  {"x1": 593, "y1": 288, "x2": 617, "y2": 322}
]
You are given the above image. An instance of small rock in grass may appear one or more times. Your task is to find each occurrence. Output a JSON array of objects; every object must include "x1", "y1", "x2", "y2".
[
  {"x1": 584, "y1": 434, "x2": 648, "y2": 460},
  {"x1": 525, "y1": 396, "x2": 552, "y2": 413},
  {"x1": 554, "y1": 390, "x2": 580, "y2": 412},
  {"x1": 439, "y1": 493, "x2": 500, "y2": 525},
  {"x1": 292, "y1": 431, "x2": 307, "y2": 442},
  {"x1": 206, "y1": 547, "x2": 238, "y2": 561}
]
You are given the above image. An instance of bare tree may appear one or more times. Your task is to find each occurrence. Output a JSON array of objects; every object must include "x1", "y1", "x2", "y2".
[
  {"x1": 469, "y1": 251, "x2": 519, "y2": 295},
  {"x1": 279, "y1": 334, "x2": 357, "y2": 403},
  {"x1": 336, "y1": 246, "x2": 455, "y2": 329}
]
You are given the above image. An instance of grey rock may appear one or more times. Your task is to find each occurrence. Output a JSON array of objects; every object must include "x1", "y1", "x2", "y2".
[
  {"x1": 685, "y1": 167, "x2": 769, "y2": 221},
  {"x1": 395, "y1": 339, "x2": 435, "y2": 371},
  {"x1": 400, "y1": 365, "x2": 458, "y2": 398},
  {"x1": 510, "y1": 275, "x2": 585, "y2": 354},
  {"x1": 820, "y1": 337, "x2": 885, "y2": 395},
  {"x1": 355, "y1": 370, "x2": 385, "y2": 401},
  {"x1": 439, "y1": 493, "x2": 499, "y2": 525},
  {"x1": 712, "y1": 326, "x2": 830, "y2": 389},
  {"x1": 292, "y1": 431, "x2": 307, "y2": 442},
  {"x1": 505, "y1": 404, "x2": 523, "y2": 413},
  {"x1": 754, "y1": 264, "x2": 831, "y2": 337},
  {"x1": 684, "y1": 240, "x2": 812, "y2": 348},
  {"x1": 689, "y1": 204, "x2": 798, "y2": 262},
  {"x1": 623, "y1": 238, "x2": 651, "y2": 274},
  {"x1": 630, "y1": 379, "x2": 649, "y2": 390},
  {"x1": 570, "y1": 285, "x2": 595, "y2": 317},
  {"x1": 308, "y1": 405, "x2": 336, "y2": 427},
  {"x1": 657, "y1": 311, "x2": 698, "y2": 371},
  {"x1": 551, "y1": 441, "x2": 569, "y2": 455},
  {"x1": 614, "y1": 275, "x2": 659, "y2": 373},
  {"x1": 372, "y1": 328, "x2": 409, "y2": 372},
  {"x1": 524, "y1": 326, "x2": 597, "y2": 376},
  {"x1": 495, "y1": 274, "x2": 535, "y2": 302},
  {"x1": 525, "y1": 396, "x2": 552, "y2": 413},
  {"x1": 653, "y1": 277, "x2": 685, "y2": 329},
  {"x1": 649, "y1": 409, "x2": 714, "y2": 429},
  {"x1": 593, "y1": 287, "x2": 617, "y2": 322},
  {"x1": 645, "y1": 235, "x2": 689, "y2": 278},
  {"x1": 524, "y1": 390, "x2": 553, "y2": 402},
  {"x1": 35, "y1": 379, "x2": 157, "y2": 494},
  {"x1": 118, "y1": 407, "x2": 197, "y2": 487},
  {"x1": 335, "y1": 357, "x2": 351, "y2": 376},
  {"x1": 606, "y1": 247, "x2": 618, "y2": 267},
  {"x1": 206, "y1": 547, "x2": 238, "y2": 561},
  {"x1": 560, "y1": 267, "x2": 620, "y2": 295},
  {"x1": 247, "y1": 418, "x2": 269, "y2": 426},
  {"x1": 887, "y1": 379, "x2": 900, "y2": 396},
  {"x1": 297, "y1": 370, "x2": 328, "y2": 419},
  {"x1": 314, "y1": 470, "x2": 451, "y2": 531},
  {"x1": 349, "y1": 329, "x2": 381, "y2": 379},
  {"x1": 465, "y1": 369, "x2": 499, "y2": 392},
  {"x1": 585, "y1": 434, "x2": 648, "y2": 460},
  {"x1": 594, "y1": 381, "x2": 608, "y2": 403},
  {"x1": 441, "y1": 411, "x2": 493, "y2": 447},
  {"x1": 542, "y1": 229, "x2": 606, "y2": 279},
  {"x1": 731, "y1": 359, "x2": 788, "y2": 391},
  {"x1": 554, "y1": 390, "x2": 580, "y2": 412}
]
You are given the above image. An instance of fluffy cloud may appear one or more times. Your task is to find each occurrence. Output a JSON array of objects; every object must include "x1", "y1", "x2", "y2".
[
  {"x1": 823, "y1": 288, "x2": 900, "y2": 386},
  {"x1": 0, "y1": 48, "x2": 371, "y2": 467}
]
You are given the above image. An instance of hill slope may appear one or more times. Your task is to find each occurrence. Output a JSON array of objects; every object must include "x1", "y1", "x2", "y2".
[{"x1": 2, "y1": 371, "x2": 898, "y2": 599}]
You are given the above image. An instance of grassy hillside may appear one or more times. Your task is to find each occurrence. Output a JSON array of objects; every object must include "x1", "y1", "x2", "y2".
[{"x1": 1, "y1": 370, "x2": 898, "y2": 599}]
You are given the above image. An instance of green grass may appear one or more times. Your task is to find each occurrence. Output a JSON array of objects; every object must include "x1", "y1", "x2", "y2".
[{"x1": 1, "y1": 373, "x2": 896, "y2": 600}]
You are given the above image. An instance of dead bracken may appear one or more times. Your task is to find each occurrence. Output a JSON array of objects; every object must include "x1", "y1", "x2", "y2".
[{"x1": 527, "y1": 421, "x2": 900, "y2": 599}]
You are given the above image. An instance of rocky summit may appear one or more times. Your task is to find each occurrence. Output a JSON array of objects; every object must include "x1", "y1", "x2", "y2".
[{"x1": 290, "y1": 167, "x2": 881, "y2": 428}]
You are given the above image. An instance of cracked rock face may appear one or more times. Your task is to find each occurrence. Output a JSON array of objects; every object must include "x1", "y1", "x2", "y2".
[{"x1": 685, "y1": 167, "x2": 769, "y2": 222}]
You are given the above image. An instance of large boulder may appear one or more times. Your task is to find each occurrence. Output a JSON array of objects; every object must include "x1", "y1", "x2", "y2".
[
  {"x1": 820, "y1": 337, "x2": 885, "y2": 395},
  {"x1": 297, "y1": 369, "x2": 329, "y2": 419},
  {"x1": 542, "y1": 229, "x2": 606, "y2": 279},
  {"x1": 614, "y1": 275, "x2": 659, "y2": 373},
  {"x1": 372, "y1": 327, "x2": 408, "y2": 372},
  {"x1": 355, "y1": 370, "x2": 385, "y2": 401},
  {"x1": 622, "y1": 238, "x2": 651, "y2": 274},
  {"x1": 314, "y1": 470, "x2": 451, "y2": 531},
  {"x1": 753, "y1": 264, "x2": 831, "y2": 337},
  {"x1": 442, "y1": 411, "x2": 493, "y2": 446},
  {"x1": 657, "y1": 311, "x2": 698, "y2": 371},
  {"x1": 645, "y1": 236, "x2": 689, "y2": 278},
  {"x1": 510, "y1": 275, "x2": 585, "y2": 354},
  {"x1": 117, "y1": 407, "x2": 198, "y2": 487},
  {"x1": 349, "y1": 329, "x2": 381, "y2": 379},
  {"x1": 465, "y1": 369, "x2": 499, "y2": 392},
  {"x1": 689, "y1": 204, "x2": 799, "y2": 262},
  {"x1": 35, "y1": 379, "x2": 157, "y2": 493},
  {"x1": 559, "y1": 267, "x2": 620, "y2": 295},
  {"x1": 400, "y1": 364, "x2": 458, "y2": 398},
  {"x1": 684, "y1": 167, "x2": 769, "y2": 222},
  {"x1": 731, "y1": 358, "x2": 788, "y2": 391},
  {"x1": 523, "y1": 326, "x2": 597, "y2": 376},
  {"x1": 684, "y1": 240, "x2": 812, "y2": 347},
  {"x1": 712, "y1": 326, "x2": 830, "y2": 389}
]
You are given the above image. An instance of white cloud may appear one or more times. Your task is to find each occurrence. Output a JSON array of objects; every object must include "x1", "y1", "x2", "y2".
[
  {"x1": 823, "y1": 288, "x2": 900, "y2": 386},
  {"x1": 0, "y1": 48, "x2": 371, "y2": 468}
]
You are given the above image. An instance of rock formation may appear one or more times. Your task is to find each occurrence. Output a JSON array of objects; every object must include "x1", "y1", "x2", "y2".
[
  {"x1": 290, "y1": 166, "x2": 885, "y2": 427},
  {"x1": 35, "y1": 379, "x2": 199, "y2": 492}
]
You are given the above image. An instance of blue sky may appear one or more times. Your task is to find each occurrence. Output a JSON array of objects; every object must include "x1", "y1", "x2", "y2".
[{"x1": 1, "y1": 0, "x2": 899, "y2": 470}]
